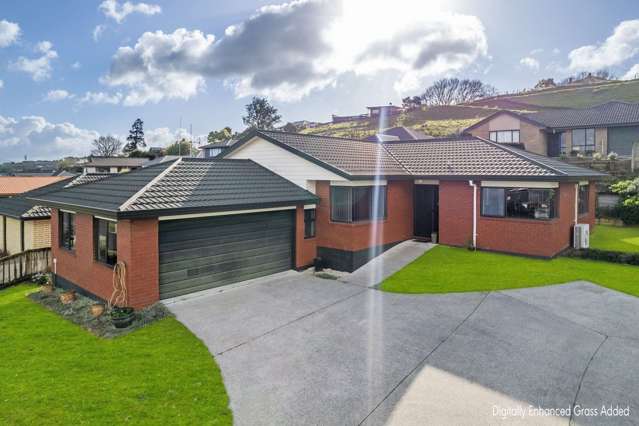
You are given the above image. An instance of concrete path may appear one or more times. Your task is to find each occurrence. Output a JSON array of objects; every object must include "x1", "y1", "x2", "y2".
[{"x1": 168, "y1": 249, "x2": 639, "y2": 425}]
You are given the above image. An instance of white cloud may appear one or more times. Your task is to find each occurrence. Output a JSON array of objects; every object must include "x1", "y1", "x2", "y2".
[
  {"x1": 103, "y1": 0, "x2": 488, "y2": 104},
  {"x1": 519, "y1": 56, "x2": 540, "y2": 71},
  {"x1": 9, "y1": 40, "x2": 58, "y2": 81},
  {"x1": 529, "y1": 48, "x2": 543, "y2": 56},
  {"x1": 0, "y1": 80, "x2": 3, "y2": 90},
  {"x1": 79, "y1": 91, "x2": 122, "y2": 105},
  {"x1": 622, "y1": 64, "x2": 639, "y2": 80},
  {"x1": 0, "y1": 114, "x2": 99, "y2": 161},
  {"x1": 71, "y1": 61, "x2": 81, "y2": 69},
  {"x1": 44, "y1": 89, "x2": 73, "y2": 102},
  {"x1": 99, "y1": 0, "x2": 161, "y2": 23},
  {"x1": 145, "y1": 127, "x2": 194, "y2": 147},
  {"x1": 0, "y1": 19, "x2": 20, "y2": 47},
  {"x1": 568, "y1": 19, "x2": 639, "y2": 71},
  {"x1": 552, "y1": 47, "x2": 560, "y2": 55},
  {"x1": 93, "y1": 24, "x2": 106, "y2": 41}
]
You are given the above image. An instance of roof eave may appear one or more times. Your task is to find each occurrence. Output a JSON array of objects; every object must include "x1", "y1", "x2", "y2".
[{"x1": 116, "y1": 197, "x2": 320, "y2": 219}]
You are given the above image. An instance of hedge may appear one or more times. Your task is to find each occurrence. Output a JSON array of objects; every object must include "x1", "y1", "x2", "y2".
[{"x1": 563, "y1": 248, "x2": 639, "y2": 266}]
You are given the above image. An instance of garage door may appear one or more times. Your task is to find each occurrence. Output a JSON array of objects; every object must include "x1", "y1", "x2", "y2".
[{"x1": 159, "y1": 210, "x2": 294, "y2": 299}]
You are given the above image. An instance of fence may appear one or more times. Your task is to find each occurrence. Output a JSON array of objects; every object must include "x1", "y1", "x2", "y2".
[{"x1": 0, "y1": 248, "x2": 51, "y2": 287}]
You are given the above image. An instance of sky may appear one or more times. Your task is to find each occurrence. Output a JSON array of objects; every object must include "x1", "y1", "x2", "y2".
[{"x1": 2, "y1": 0, "x2": 639, "y2": 161}]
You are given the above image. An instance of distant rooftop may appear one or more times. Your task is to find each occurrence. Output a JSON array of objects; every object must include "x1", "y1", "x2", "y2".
[{"x1": 0, "y1": 176, "x2": 69, "y2": 196}]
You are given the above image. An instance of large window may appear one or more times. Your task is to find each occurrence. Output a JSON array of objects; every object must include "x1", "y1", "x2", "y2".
[
  {"x1": 94, "y1": 218, "x2": 117, "y2": 265},
  {"x1": 304, "y1": 209, "x2": 316, "y2": 238},
  {"x1": 571, "y1": 128, "x2": 595, "y2": 153},
  {"x1": 578, "y1": 184, "x2": 589, "y2": 215},
  {"x1": 481, "y1": 187, "x2": 557, "y2": 220},
  {"x1": 59, "y1": 211, "x2": 76, "y2": 250},
  {"x1": 560, "y1": 132, "x2": 568, "y2": 155},
  {"x1": 489, "y1": 130, "x2": 520, "y2": 144},
  {"x1": 330, "y1": 186, "x2": 387, "y2": 223}
]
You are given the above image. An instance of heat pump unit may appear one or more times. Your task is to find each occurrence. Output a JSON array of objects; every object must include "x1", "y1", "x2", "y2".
[{"x1": 573, "y1": 224, "x2": 590, "y2": 249}]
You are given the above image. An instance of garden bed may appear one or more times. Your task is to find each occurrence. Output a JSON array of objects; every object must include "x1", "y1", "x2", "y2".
[{"x1": 29, "y1": 288, "x2": 172, "y2": 338}]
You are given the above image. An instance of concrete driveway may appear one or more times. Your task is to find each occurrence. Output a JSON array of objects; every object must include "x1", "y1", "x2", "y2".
[{"x1": 167, "y1": 256, "x2": 639, "y2": 425}]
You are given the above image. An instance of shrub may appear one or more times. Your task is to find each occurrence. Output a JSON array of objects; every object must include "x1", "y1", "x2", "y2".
[
  {"x1": 564, "y1": 248, "x2": 639, "y2": 266},
  {"x1": 610, "y1": 177, "x2": 639, "y2": 225},
  {"x1": 607, "y1": 151, "x2": 619, "y2": 160},
  {"x1": 592, "y1": 152, "x2": 604, "y2": 160}
]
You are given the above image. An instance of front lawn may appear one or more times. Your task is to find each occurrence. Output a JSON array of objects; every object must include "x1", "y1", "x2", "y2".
[
  {"x1": 590, "y1": 224, "x2": 639, "y2": 253},
  {"x1": 0, "y1": 284, "x2": 232, "y2": 425},
  {"x1": 381, "y1": 246, "x2": 639, "y2": 297}
]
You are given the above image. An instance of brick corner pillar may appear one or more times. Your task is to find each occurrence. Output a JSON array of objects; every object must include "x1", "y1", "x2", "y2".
[
  {"x1": 295, "y1": 205, "x2": 317, "y2": 269},
  {"x1": 117, "y1": 218, "x2": 159, "y2": 309}
]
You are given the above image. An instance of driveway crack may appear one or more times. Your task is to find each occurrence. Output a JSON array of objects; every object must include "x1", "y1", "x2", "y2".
[
  {"x1": 216, "y1": 288, "x2": 368, "y2": 356},
  {"x1": 358, "y1": 291, "x2": 491, "y2": 425},
  {"x1": 569, "y1": 335, "x2": 608, "y2": 426}
]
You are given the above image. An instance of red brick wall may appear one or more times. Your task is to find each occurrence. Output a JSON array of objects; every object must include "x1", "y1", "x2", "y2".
[
  {"x1": 438, "y1": 180, "x2": 474, "y2": 247},
  {"x1": 295, "y1": 205, "x2": 317, "y2": 268},
  {"x1": 315, "y1": 180, "x2": 413, "y2": 252},
  {"x1": 117, "y1": 218, "x2": 159, "y2": 308},
  {"x1": 438, "y1": 181, "x2": 597, "y2": 257},
  {"x1": 51, "y1": 210, "x2": 114, "y2": 302},
  {"x1": 51, "y1": 209, "x2": 160, "y2": 309}
]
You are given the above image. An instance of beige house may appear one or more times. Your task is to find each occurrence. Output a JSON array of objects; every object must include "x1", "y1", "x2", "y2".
[
  {"x1": 465, "y1": 101, "x2": 639, "y2": 158},
  {"x1": 0, "y1": 198, "x2": 52, "y2": 255}
]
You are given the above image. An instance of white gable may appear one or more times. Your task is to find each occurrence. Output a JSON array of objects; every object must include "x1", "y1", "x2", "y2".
[{"x1": 225, "y1": 136, "x2": 346, "y2": 190}]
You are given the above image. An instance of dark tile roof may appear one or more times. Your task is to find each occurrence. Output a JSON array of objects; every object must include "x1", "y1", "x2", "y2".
[
  {"x1": 235, "y1": 130, "x2": 605, "y2": 180},
  {"x1": 524, "y1": 101, "x2": 639, "y2": 129},
  {"x1": 31, "y1": 158, "x2": 317, "y2": 218},
  {"x1": 64, "y1": 173, "x2": 115, "y2": 188},
  {"x1": 0, "y1": 197, "x2": 51, "y2": 219},
  {"x1": 30, "y1": 161, "x2": 177, "y2": 214},
  {"x1": 125, "y1": 158, "x2": 317, "y2": 214},
  {"x1": 255, "y1": 130, "x2": 409, "y2": 176}
]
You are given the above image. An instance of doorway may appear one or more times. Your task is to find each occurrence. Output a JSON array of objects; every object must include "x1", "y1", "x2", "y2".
[{"x1": 414, "y1": 185, "x2": 439, "y2": 241}]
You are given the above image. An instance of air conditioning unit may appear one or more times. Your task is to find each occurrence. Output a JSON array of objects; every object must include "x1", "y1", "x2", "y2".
[{"x1": 573, "y1": 224, "x2": 590, "y2": 249}]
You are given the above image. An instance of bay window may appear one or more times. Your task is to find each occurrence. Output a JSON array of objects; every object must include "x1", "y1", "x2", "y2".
[
  {"x1": 59, "y1": 211, "x2": 76, "y2": 250},
  {"x1": 94, "y1": 218, "x2": 117, "y2": 265},
  {"x1": 481, "y1": 187, "x2": 557, "y2": 220},
  {"x1": 330, "y1": 186, "x2": 387, "y2": 223}
]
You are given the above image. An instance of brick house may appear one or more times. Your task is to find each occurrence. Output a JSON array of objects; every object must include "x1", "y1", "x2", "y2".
[
  {"x1": 464, "y1": 101, "x2": 639, "y2": 158},
  {"x1": 31, "y1": 130, "x2": 604, "y2": 308}
]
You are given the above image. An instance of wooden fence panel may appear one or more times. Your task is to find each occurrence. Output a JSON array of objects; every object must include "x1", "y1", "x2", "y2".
[{"x1": 0, "y1": 248, "x2": 51, "y2": 287}]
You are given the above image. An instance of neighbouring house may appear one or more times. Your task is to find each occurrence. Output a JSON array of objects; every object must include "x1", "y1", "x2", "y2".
[
  {"x1": 364, "y1": 126, "x2": 430, "y2": 142},
  {"x1": 30, "y1": 130, "x2": 603, "y2": 309},
  {"x1": 80, "y1": 156, "x2": 151, "y2": 174},
  {"x1": 367, "y1": 104, "x2": 403, "y2": 118},
  {"x1": 0, "y1": 176, "x2": 69, "y2": 197},
  {"x1": 464, "y1": 101, "x2": 639, "y2": 158},
  {"x1": 198, "y1": 140, "x2": 235, "y2": 158},
  {"x1": 0, "y1": 174, "x2": 111, "y2": 256}
]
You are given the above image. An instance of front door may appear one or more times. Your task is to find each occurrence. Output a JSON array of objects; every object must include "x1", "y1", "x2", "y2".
[{"x1": 414, "y1": 185, "x2": 439, "y2": 240}]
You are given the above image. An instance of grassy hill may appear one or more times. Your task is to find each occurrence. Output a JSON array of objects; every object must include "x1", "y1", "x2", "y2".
[
  {"x1": 483, "y1": 78, "x2": 639, "y2": 109},
  {"x1": 300, "y1": 105, "x2": 495, "y2": 139}
]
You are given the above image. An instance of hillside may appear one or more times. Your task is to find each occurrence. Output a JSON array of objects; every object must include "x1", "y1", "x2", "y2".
[
  {"x1": 300, "y1": 105, "x2": 498, "y2": 139},
  {"x1": 472, "y1": 78, "x2": 639, "y2": 109}
]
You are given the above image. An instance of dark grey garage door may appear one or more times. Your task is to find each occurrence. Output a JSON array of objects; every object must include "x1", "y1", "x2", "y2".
[{"x1": 159, "y1": 210, "x2": 294, "y2": 299}]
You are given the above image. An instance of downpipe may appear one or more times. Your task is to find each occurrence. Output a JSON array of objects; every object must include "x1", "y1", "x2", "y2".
[{"x1": 468, "y1": 180, "x2": 478, "y2": 250}]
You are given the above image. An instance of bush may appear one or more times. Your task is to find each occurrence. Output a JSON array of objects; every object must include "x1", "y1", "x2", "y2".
[
  {"x1": 564, "y1": 248, "x2": 639, "y2": 266},
  {"x1": 610, "y1": 177, "x2": 639, "y2": 225}
]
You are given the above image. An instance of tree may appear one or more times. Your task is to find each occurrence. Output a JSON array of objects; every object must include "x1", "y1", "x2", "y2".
[
  {"x1": 242, "y1": 96, "x2": 281, "y2": 129},
  {"x1": 207, "y1": 127, "x2": 233, "y2": 144},
  {"x1": 91, "y1": 135, "x2": 123, "y2": 157},
  {"x1": 421, "y1": 78, "x2": 496, "y2": 106},
  {"x1": 165, "y1": 139, "x2": 197, "y2": 156},
  {"x1": 124, "y1": 118, "x2": 146, "y2": 154},
  {"x1": 402, "y1": 96, "x2": 422, "y2": 110}
]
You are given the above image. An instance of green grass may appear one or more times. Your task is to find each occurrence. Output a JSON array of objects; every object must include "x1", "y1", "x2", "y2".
[
  {"x1": 590, "y1": 225, "x2": 639, "y2": 253},
  {"x1": 381, "y1": 246, "x2": 639, "y2": 296},
  {"x1": 0, "y1": 284, "x2": 232, "y2": 425},
  {"x1": 504, "y1": 79, "x2": 639, "y2": 108}
]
